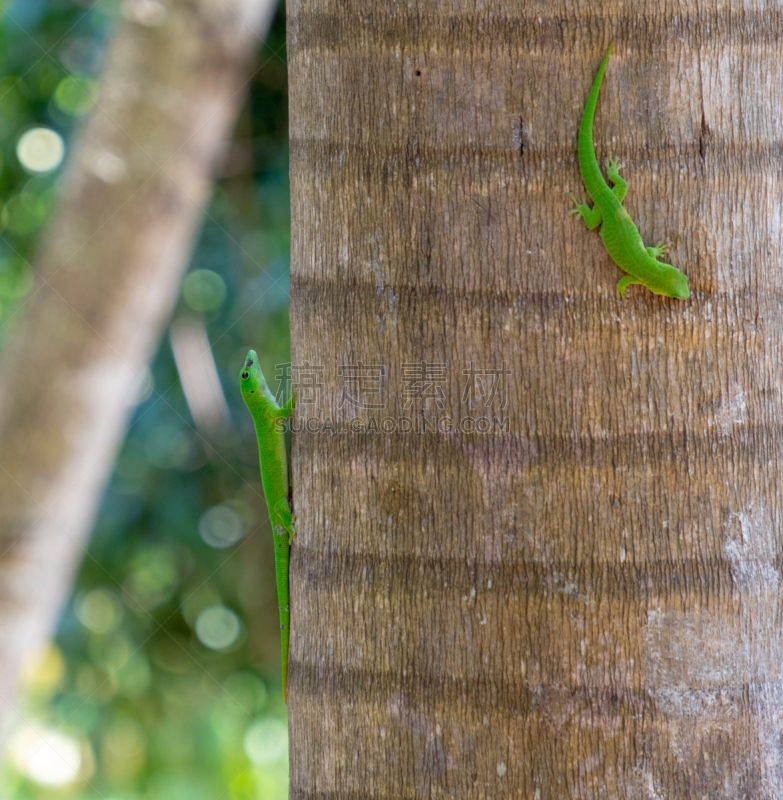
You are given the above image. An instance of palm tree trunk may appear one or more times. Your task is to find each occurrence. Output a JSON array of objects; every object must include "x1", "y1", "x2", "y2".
[{"x1": 288, "y1": 4, "x2": 783, "y2": 797}]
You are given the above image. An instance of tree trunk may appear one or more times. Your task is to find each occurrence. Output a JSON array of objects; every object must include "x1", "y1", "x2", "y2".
[
  {"x1": 0, "y1": 0, "x2": 276, "y2": 726},
  {"x1": 288, "y1": 5, "x2": 783, "y2": 797}
]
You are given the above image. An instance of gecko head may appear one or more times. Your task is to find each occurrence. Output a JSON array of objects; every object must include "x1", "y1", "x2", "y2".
[
  {"x1": 240, "y1": 349, "x2": 269, "y2": 401},
  {"x1": 667, "y1": 272, "x2": 690, "y2": 300}
]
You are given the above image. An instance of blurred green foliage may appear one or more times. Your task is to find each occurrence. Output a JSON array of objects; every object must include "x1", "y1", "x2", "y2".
[{"x1": 0, "y1": 1, "x2": 292, "y2": 797}]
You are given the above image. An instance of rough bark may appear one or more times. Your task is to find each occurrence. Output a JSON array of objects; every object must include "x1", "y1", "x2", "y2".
[
  {"x1": 0, "y1": 0, "x2": 276, "y2": 726},
  {"x1": 288, "y1": 3, "x2": 783, "y2": 797}
]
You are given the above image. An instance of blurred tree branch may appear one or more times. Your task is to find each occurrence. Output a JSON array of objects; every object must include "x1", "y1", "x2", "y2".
[{"x1": 0, "y1": 0, "x2": 277, "y2": 721}]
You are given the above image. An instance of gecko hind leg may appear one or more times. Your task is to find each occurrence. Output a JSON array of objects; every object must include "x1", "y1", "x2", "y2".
[{"x1": 616, "y1": 275, "x2": 642, "y2": 298}]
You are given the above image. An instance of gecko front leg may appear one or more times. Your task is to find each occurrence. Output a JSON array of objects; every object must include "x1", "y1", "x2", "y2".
[
  {"x1": 605, "y1": 152, "x2": 627, "y2": 202},
  {"x1": 272, "y1": 497, "x2": 296, "y2": 544},
  {"x1": 569, "y1": 194, "x2": 602, "y2": 230},
  {"x1": 646, "y1": 240, "x2": 671, "y2": 261}
]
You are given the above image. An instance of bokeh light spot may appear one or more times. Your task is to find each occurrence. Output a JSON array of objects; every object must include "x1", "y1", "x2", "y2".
[
  {"x1": 102, "y1": 718, "x2": 146, "y2": 780},
  {"x1": 54, "y1": 75, "x2": 97, "y2": 116},
  {"x1": 221, "y1": 671, "x2": 267, "y2": 716},
  {"x1": 20, "y1": 644, "x2": 65, "y2": 696},
  {"x1": 17, "y1": 127, "x2": 64, "y2": 172},
  {"x1": 124, "y1": 546, "x2": 178, "y2": 611},
  {"x1": 243, "y1": 718, "x2": 288, "y2": 766},
  {"x1": 76, "y1": 588, "x2": 124, "y2": 634},
  {"x1": 198, "y1": 504, "x2": 244, "y2": 549},
  {"x1": 195, "y1": 605, "x2": 241, "y2": 650},
  {"x1": 2, "y1": 192, "x2": 47, "y2": 235},
  {"x1": 183, "y1": 269, "x2": 227, "y2": 312},
  {"x1": 10, "y1": 723, "x2": 86, "y2": 786}
]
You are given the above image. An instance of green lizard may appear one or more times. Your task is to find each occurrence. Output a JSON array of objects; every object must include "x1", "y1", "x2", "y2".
[
  {"x1": 240, "y1": 349, "x2": 295, "y2": 702},
  {"x1": 569, "y1": 43, "x2": 690, "y2": 299}
]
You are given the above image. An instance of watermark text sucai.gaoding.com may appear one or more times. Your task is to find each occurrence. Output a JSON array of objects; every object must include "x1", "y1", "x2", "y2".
[
  {"x1": 282, "y1": 414, "x2": 509, "y2": 435},
  {"x1": 268, "y1": 359, "x2": 512, "y2": 435}
]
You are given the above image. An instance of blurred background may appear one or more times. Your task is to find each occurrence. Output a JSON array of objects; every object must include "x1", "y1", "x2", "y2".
[{"x1": 0, "y1": 0, "x2": 292, "y2": 797}]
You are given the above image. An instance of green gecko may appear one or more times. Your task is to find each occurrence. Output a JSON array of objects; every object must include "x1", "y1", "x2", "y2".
[
  {"x1": 240, "y1": 349, "x2": 295, "y2": 702},
  {"x1": 569, "y1": 43, "x2": 690, "y2": 299}
]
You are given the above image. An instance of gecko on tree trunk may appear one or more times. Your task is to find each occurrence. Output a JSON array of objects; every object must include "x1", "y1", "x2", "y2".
[
  {"x1": 570, "y1": 44, "x2": 690, "y2": 299},
  {"x1": 240, "y1": 350, "x2": 295, "y2": 702}
]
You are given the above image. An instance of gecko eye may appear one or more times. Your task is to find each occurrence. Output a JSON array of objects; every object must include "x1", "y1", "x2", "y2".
[{"x1": 241, "y1": 371, "x2": 249, "y2": 379}]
